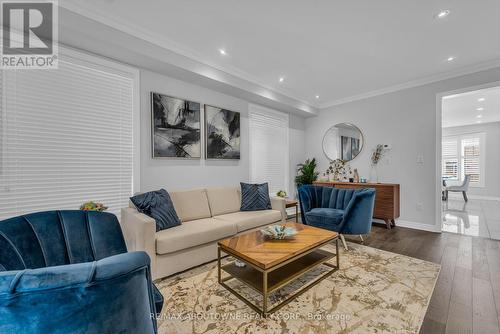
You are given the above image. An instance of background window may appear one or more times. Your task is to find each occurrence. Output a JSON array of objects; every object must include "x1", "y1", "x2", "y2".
[
  {"x1": 442, "y1": 133, "x2": 485, "y2": 187},
  {"x1": 442, "y1": 138, "x2": 459, "y2": 180},
  {"x1": 461, "y1": 137, "x2": 481, "y2": 184},
  {"x1": 0, "y1": 50, "x2": 138, "y2": 220},
  {"x1": 249, "y1": 105, "x2": 289, "y2": 195}
]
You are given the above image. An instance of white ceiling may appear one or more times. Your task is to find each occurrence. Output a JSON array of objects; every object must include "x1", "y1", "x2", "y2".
[
  {"x1": 61, "y1": 0, "x2": 500, "y2": 109},
  {"x1": 442, "y1": 86, "x2": 500, "y2": 128}
]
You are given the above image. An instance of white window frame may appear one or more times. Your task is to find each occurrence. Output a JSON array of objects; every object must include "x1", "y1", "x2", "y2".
[
  {"x1": 248, "y1": 104, "x2": 289, "y2": 195},
  {"x1": 442, "y1": 132, "x2": 485, "y2": 188}
]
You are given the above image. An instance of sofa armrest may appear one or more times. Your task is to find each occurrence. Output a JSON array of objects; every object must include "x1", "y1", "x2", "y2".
[
  {"x1": 270, "y1": 196, "x2": 287, "y2": 223},
  {"x1": 120, "y1": 208, "x2": 157, "y2": 279}
]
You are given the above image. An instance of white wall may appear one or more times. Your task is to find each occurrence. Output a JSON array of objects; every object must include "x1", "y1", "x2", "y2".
[
  {"x1": 289, "y1": 115, "x2": 306, "y2": 198},
  {"x1": 443, "y1": 121, "x2": 500, "y2": 198},
  {"x1": 306, "y1": 67, "x2": 500, "y2": 231},
  {"x1": 141, "y1": 69, "x2": 306, "y2": 195}
]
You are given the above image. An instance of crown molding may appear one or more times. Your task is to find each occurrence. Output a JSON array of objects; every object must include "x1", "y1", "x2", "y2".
[
  {"x1": 319, "y1": 58, "x2": 500, "y2": 109},
  {"x1": 59, "y1": 2, "x2": 500, "y2": 114},
  {"x1": 59, "y1": 2, "x2": 317, "y2": 109}
]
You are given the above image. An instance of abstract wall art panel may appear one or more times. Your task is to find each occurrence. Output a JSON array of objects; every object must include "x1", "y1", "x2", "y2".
[
  {"x1": 151, "y1": 92, "x2": 201, "y2": 158},
  {"x1": 205, "y1": 105, "x2": 240, "y2": 159}
]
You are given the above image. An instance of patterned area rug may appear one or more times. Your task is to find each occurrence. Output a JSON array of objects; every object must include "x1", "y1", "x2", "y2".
[{"x1": 156, "y1": 243, "x2": 440, "y2": 334}]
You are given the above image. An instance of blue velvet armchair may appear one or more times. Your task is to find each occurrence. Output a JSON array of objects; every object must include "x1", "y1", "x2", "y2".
[
  {"x1": 298, "y1": 185, "x2": 376, "y2": 249},
  {"x1": 0, "y1": 210, "x2": 163, "y2": 334}
]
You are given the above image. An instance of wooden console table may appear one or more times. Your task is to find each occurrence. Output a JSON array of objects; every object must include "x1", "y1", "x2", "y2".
[{"x1": 313, "y1": 181, "x2": 400, "y2": 229}]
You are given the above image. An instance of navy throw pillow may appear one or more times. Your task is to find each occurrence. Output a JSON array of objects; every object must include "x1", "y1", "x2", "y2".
[
  {"x1": 130, "y1": 189, "x2": 181, "y2": 232},
  {"x1": 240, "y1": 182, "x2": 272, "y2": 211}
]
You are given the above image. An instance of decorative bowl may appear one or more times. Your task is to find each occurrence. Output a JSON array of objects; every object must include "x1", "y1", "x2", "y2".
[{"x1": 260, "y1": 225, "x2": 297, "y2": 240}]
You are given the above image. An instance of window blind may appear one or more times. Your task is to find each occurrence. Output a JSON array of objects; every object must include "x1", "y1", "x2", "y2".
[
  {"x1": 442, "y1": 137, "x2": 459, "y2": 180},
  {"x1": 442, "y1": 133, "x2": 484, "y2": 187},
  {"x1": 0, "y1": 54, "x2": 135, "y2": 220},
  {"x1": 249, "y1": 105, "x2": 289, "y2": 195},
  {"x1": 462, "y1": 137, "x2": 481, "y2": 184}
]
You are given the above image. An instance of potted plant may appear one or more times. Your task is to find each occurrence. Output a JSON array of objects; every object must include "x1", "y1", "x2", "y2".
[{"x1": 295, "y1": 158, "x2": 319, "y2": 188}]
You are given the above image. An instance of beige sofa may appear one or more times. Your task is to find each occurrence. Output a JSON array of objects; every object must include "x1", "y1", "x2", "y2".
[{"x1": 120, "y1": 187, "x2": 286, "y2": 280}]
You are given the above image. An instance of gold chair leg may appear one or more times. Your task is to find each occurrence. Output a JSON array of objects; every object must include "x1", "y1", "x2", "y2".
[{"x1": 340, "y1": 234, "x2": 348, "y2": 250}]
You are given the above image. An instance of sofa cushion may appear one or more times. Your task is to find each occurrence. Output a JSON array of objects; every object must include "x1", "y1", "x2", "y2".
[
  {"x1": 169, "y1": 189, "x2": 211, "y2": 222},
  {"x1": 206, "y1": 187, "x2": 241, "y2": 216},
  {"x1": 240, "y1": 182, "x2": 272, "y2": 211},
  {"x1": 155, "y1": 218, "x2": 236, "y2": 255},
  {"x1": 213, "y1": 210, "x2": 281, "y2": 233},
  {"x1": 130, "y1": 189, "x2": 181, "y2": 232},
  {"x1": 305, "y1": 208, "x2": 344, "y2": 230}
]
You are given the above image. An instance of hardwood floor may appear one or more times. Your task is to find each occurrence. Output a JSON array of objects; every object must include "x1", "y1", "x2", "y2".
[{"x1": 343, "y1": 224, "x2": 500, "y2": 334}]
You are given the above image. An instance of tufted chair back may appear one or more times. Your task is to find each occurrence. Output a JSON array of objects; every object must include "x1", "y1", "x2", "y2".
[
  {"x1": 298, "y1": 186, "x2": 359, "y2": 213},
  {"x1": 0, "y1": 210, "x2": 127, "y2": 271},
  {"x1": 298, "y1": 185, "x2": 376, "y2": 235}
]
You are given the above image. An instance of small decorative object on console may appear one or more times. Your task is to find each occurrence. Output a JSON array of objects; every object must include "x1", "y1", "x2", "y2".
[
  {"x1": 260, "y1": 224, "x2": 298, "y2": 240},
  {"x1": 80, "y1": 201, "x2": 108, "y2": 211},
  {"x1": 353, "y1": 168, "x2": 360, "y2": 183}
]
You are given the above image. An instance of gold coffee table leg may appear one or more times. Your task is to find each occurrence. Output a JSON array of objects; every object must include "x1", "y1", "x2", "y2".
[
  {"x1": 217, "y1": 247, "x2": 222, "y2": 284},
  {"x1": 336, "y1": 238, "x2": 339, "y2": 268},
  {"x1": 262, "y1": 271, "x2": 268, "y2": 315}
]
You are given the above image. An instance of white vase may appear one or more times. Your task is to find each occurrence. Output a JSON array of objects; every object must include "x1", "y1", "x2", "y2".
[{"x1": 369, "y1": 165, "x2": 379, "y2": 183}]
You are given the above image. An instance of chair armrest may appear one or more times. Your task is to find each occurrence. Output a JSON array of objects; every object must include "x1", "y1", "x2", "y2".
[
  {"x1": 270, "y1": 196, "x2": 286, "y2": 223},
  {"x1": 297, "y1": 186, "x2": 314, "y2": 225},
  {"x1": 120, "y1": 208, "x2": 157, "y2": 278},
  {"x1": 0, "y1": 252, "x2": 157, "y2": 333},
  {"x1": 341, "y1": 189, "x2": 376, "y2": 234}
]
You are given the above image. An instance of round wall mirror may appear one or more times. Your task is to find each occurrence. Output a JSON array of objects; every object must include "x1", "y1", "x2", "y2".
[{"x1": 322, "y1": 123, "x2": 364, "y2": 161}]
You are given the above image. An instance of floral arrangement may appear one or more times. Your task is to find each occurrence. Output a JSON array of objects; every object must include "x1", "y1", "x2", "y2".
[
  {"x1": 276, "y1": 190, "x2": 287, "y2": 198},
  {"x1": 371, "y1": 144, "x2": 387, "y2": 165},
  {"x1": 80, "y1": 201, "x2": 108, "y2": 212},
  {"x1": 324, "y1": 159, "x2": 352, "y2": 181}
]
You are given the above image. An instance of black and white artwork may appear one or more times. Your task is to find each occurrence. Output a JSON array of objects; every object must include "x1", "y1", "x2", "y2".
[
  {"x1": 341, "y1": 136, "x2": 352, "y2": 161},
  {"x1": 205, "y1": 105, "x2": 240, "y2": 159},
  {"x1": 151, "y1": 92, "x2": 201, "y2": 158},
  {"x1": 351, "y1": 137, "x2": 360, "y2": 158}
]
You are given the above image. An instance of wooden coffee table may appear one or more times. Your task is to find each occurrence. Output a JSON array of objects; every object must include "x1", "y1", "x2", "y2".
[{"x1": 217, "y1": 222, "x2": 339, "y2": 315}]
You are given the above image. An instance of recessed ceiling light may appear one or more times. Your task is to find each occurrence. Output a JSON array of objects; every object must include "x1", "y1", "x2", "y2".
[
  {"x1": 435, "y1": 9, "x2": 451, "y2": 19},
  {"x1": 478, "y1": 98, "x2": 485, "y2": 102},
  {"x1": 219, "y1": 49, "x2": 227, "y2": 55},
  {"x1": 477, "y1": 107, "x2": 484, "y2": 111},
  {"x1": 315, "y1": 95, "x2": 320, "y2": 99},
  {"x1": 476, "y1": 114, "x2": 483, "y2": 118},
  {"x1": 476, "y1": 120, "x2": 482, "y2": 124},
  {"x1": 279, "y1": 77, "x2": 284, "y2": 83},
  {"x1": 447, "y1": 56, "x2": 455, "y2": 62}
]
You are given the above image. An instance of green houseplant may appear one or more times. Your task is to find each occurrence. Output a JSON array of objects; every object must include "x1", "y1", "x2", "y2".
[{"x1": 295, "y1": 158, "x2": 319, "y2": 188}]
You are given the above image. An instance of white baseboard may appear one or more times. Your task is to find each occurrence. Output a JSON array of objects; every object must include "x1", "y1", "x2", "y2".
[
  {"x1": 447, "y1": 193, "x2": 500, "y2": 201},
  {"x1": 393, "y1": 220, "x2": 441, "y2": 233}
]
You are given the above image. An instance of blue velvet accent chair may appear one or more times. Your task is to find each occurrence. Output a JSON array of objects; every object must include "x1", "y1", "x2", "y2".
[
  {"x1": 298, "y1": 185, "x2": 376, "y2": 249},
  {"x1": 0, "y1": 210, "x2": 163, "y2": 334}
]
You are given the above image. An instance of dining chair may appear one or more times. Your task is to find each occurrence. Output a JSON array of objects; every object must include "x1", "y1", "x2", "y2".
[{"x1": 444, "y1": 175, "x2": 471, "y2": 202}]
